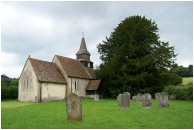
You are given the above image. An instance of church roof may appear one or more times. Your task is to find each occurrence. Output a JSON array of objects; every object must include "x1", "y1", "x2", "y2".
[
  {"x1": 76, "y1": 37, "x2": 90, "y2": 55},
  {"x1": 86, "y1": 79, "x2": 101, "y2": 90},
  {"x1": 85, "y1": 68, "x2": 97, "y2": 79},
  {"x1": 30, "y1": 58, "x2": 66, "y2": 84},
  {"x1": 55, "y1": 55, "x2": 92, "y2": 79}
]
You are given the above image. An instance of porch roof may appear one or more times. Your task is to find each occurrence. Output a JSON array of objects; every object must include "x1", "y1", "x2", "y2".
[{"x1": 86, "y1": 79, "x2": 101, "y2": 90}]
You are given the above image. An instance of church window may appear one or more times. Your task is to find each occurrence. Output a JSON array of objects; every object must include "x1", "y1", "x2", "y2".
[
  {"x1": 75, "y1": 81, "x2": 79, "y2": 91},
  {"x1": 75, "y1": 81, "x2": 77, "y2": 90},
  {"x1": 87, "y1": 63, "x2": 90, "y2": 68}
]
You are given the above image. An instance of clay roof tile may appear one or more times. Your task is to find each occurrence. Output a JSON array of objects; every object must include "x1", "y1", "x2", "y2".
[
  {"x1": 30, "y1": 58, "x2": 66, "y2": 84},
  {"x1": 86, "y1": 79, "x2": 101, "y2": 90}
]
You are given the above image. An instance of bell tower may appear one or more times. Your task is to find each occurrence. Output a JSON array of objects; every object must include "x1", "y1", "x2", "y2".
[{"x1": 76, "y1": 36, "x2": 93, "y2": 68}]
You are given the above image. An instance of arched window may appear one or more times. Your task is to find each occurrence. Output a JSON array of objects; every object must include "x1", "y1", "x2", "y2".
[{"x1": 75, "y1": 81, "x2": 77, "y2": 90}]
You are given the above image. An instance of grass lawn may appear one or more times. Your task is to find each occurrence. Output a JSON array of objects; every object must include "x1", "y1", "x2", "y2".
[
  {"x1": 182, "y1": 77, "x2": 193, "y2": 85},
  {"x1": 1, "y1": 99, "x2": 193, "y2": 129}
]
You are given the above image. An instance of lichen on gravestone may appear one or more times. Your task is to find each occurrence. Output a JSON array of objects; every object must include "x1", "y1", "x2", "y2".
[
  {"x1": 141, "y1": 93, "x2": 152, "y2": 108},
  {"x1": 156, "y1": 92, "x2": 169, "y2": 107},
  {"x1": 66, "y1": 93, "x2": 82, "y2": 120}
]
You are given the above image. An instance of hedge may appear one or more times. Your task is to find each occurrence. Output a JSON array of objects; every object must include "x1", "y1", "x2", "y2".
[
  {"x1": 164, "y1": 83, "x2": 193, "y2": 101},
  {"x1": 1, "y1": 86, "x2": 18, "y2": 100}
]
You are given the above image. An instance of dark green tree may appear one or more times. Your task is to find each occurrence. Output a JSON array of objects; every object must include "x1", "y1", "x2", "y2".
[
  {"x1": 97, "y1": 16, "x2": 178, "y2": 98},
  {"x1": 171, "y1": 64, "x2": 193, "y2": 77}
]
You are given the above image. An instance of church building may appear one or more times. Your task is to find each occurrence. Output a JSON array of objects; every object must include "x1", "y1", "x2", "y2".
[{"x1": 18, "y1": 37, "x2": 101, "y2": 102}]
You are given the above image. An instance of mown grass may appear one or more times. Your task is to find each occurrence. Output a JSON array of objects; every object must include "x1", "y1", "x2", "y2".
[
  {"x1": 1, "y1": 99, "x2": 193, "y2": 129},
  {"x1": 182, "y1": 77, "x2": 193, "y2": 85}
]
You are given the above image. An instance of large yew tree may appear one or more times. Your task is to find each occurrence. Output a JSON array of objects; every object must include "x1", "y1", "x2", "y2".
[{"x1": 96, "y1": 16, "x2": 178, "y2": 98}]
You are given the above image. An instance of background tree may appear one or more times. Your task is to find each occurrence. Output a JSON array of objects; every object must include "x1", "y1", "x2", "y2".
[
  {"x1": 1, "y1": 77, "x2": 19, "y2": 100},
  {"x1": 171, "y1": 64, "x2": 193, "y2": 77},
  {"x1": 96, "y1": 15, "x2": 178, "y2": 98}
]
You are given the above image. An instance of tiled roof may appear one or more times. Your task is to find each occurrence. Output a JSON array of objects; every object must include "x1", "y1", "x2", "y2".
[
  {"x1": 86, "y1": 79, "x2": 101, "y2": 90},
  {"x1": 30, "y1": 58, "x2": 66, "y2": 84},
  {"x1": 85, "y1": 68, "x2": 96, "y2": 79},
  {"x1": 55, "y1": 55, "x2": 91, "y2": 79}
]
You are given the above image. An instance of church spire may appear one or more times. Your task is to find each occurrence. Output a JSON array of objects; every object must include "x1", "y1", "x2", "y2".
[
  {"x1": 76, "y1": 36, "x2": 90, "y2": 56},
  {"x1": 76, "y1": 35, "x2": 93, "y2": 68}
]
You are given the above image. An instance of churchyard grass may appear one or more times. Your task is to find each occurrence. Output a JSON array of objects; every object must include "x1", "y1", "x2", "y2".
[
  {"x1": 1, "y1": 99, "x2": 193, "y2": 129},
  {"x1": 182, "y1": 77, "x2": 193, "y2": 85}
]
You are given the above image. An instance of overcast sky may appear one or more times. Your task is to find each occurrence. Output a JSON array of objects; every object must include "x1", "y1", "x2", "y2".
[{"x1": 1, "y1": 1, "x2": 193, "y2": 78}]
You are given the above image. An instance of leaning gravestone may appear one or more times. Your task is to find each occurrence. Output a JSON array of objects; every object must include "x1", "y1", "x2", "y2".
[
  {"x1": 120, "y1": 92, "x2": 130, "y2": 108},
  {"x1": 94, "y1": 94, "x2": 99, "y2": 101},
  {"x1": 141, "y1": 93, "x2": 152, "y2": 108},
  {"x1": 66, "y1": 93, "x2": 82, "y2": 120},
  {"x1": 157, "y1": 92, "x2": 169, "y2": 107}
]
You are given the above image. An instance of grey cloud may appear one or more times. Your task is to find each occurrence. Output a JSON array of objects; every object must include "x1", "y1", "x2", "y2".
[{"x1": 1, "y1": 1, "x2": 193, "y2": 78}]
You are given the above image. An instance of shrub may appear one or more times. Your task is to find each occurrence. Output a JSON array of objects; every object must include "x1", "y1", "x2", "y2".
[
  {"x1": 1, "y1": 86, "x2": 18, "y2": 100},
  {"x1": 164, "y1": 83, "x2": 193, "y2": 101}
]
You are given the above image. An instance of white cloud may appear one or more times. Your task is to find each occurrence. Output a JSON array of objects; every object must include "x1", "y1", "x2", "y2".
[{"x1": 1, "y1": 52, "x2": 24, "y2": 78}]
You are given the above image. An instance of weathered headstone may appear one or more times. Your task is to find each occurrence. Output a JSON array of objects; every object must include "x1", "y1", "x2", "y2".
[
  {"x1": 135, "y1": 93, "x2": 142, "y2": 102},
  {"x1": 120, "y1": 92, "x2": 130, "y2": 108},
  {"x1": 170, "y1": 94, "x2": 176, "y2": 100},
  {"x1": 141, "y1": 93, "x2": 152, "y2": 108},
  {"x1": 132, "y1": 96, "x2": 136, "y2": 100},
  {"x1": 94, "y1": 94, "x2": 99, "y2": 101},
  {"x1": 117, "y1": 93, "x2": 122, "y2": 106},
  {"x1": 157, "y1": 92, "x2": 169, "y2": 107},
  {"x1": 155, "y1": 93, "x2": 160, "y2": 100},
  {"x1": 66, "y1": 93, "x2": 82, "y2": 120}
]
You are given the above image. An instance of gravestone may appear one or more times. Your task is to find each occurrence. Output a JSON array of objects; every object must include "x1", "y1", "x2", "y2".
[
  {"x1": 117, "y1": 94, "x2": 122, "y2": 106},
  {"x1": 155, "y1": 93, "x2": 160, "y2": 100},
  {"x1": 120, "y1": 92, "x2": 130, "y2": 108},
  {"x1": 94, "y1": 94, "x2": 99, "y2": 101},
  {"x1": 135, "y1": 93, "x2": 142, "y2": 102},
  {"x1": 170, "y1": 94, "x2": 176, "y2": 100},
  {"x1": 132, "y1": 96, "x2": 136, "y2": 100},
  {"x1": 141, "y1": 93, "x2": 152, "y2": 108},
  {"x1": 157, "y1": 92, "x2": 169, "y2": 107},
  {"x1": 66, "y1": 93, "x2": 82, "y2": 120}
]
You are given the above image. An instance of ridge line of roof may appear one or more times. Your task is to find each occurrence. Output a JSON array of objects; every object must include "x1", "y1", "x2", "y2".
[
  {"x1": 29, "y1": 57, "x2": 53, "y2": 64},
  {"x1": 54, "y1": 55, "x2": 78, "y2": 61}
]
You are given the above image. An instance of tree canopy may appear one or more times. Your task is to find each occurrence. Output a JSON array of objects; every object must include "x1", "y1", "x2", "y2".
[
  {"x1": 96, "y1": 15, "x2": 179, "y2": 98},
  {"x1": 171, "y1": 64, "x2": 193, "y2": 77}
]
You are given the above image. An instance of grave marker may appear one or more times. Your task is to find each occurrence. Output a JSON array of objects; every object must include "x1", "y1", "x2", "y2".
[
  {"x1": 66, "y1": 93, "x2": 82, "y2": 120},
  {"x1": 141, "y1": 93, "x2": 152, "y2": 108},
  {"x1": 94, "y1": 94, "x2": 99, "y2": 101},
  {"x1": 117, "y1": 93, "x2": 122, "y2": 106},
  {"x1": 157, "y1": 92, "x2": 169, "y2": 107},
  {"x1": 120, "y1": 92, "x2": 130, "y2": 108}
]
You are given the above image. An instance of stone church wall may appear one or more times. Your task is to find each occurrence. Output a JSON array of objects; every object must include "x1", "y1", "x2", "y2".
[
  {"x1": 41, "y1": 82, "x2": 66, "y2": 101},
  {"x1": 18, "y1": 59, "x2": 39, "y2": 102},
  {"x1": 70, "y1": 78, "x2": 89, "y2": 98}
]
